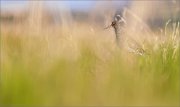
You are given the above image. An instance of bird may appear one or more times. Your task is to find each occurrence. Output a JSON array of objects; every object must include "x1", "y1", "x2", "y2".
[
  {"x1": 112, "y1": 15, "x2": 127, "y2": 46},
  {"x1": 105, "y1": 14, "x2": 146, "y2": 55},
  {"x1": 105, "y1": 14, "x2": 127, "y2": 47}
]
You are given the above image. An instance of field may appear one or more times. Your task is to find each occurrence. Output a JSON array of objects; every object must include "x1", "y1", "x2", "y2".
[{"x1": 1, "y1": 1, "x2": 180, "y2": 106}]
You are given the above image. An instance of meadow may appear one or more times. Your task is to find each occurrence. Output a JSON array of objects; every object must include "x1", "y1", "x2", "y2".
[{"x1": 0, "y1": 1, "x2": 180, "y2": 106}]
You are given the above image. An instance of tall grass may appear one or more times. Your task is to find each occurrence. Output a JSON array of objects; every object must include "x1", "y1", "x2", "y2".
[
  {"x1": 0, "y1": 20, "x2": 180, "y2": 106},
  {"x1": 1, "y1": 1, "x2": 180, "y2": 106}
]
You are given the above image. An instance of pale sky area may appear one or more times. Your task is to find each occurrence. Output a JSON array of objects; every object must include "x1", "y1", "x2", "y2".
[{"x1": 0, "y1": 1, "x2": 128, "y2": 11}]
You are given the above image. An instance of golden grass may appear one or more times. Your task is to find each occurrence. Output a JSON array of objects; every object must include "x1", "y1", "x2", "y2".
[{"x1": 0, "y1": 1, "x2": 180, "y2": 106}]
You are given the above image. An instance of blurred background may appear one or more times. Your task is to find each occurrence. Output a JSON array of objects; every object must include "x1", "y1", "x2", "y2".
[
  {"x1": 1, "y1": 0, "x2": 180, "y2": 28},
  {"x1": 1, "y1": 0, "x2": 180, "y2": 106}
]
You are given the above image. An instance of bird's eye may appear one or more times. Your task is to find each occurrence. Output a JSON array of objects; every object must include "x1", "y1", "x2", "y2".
[{"x1": 111, "y1": 21, "x2": 116, "y2": 27}]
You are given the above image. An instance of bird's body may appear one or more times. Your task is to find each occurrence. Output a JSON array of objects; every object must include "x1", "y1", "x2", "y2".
[
  {"x1": 105, "y1": 14, "x2": 146, "y2": 55},
  {"x1": 112, "y1": 15, "x2": 126, "y2": 46}
]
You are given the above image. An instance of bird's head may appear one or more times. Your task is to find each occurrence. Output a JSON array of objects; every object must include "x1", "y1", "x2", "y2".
[
  {"x1": 114, "y1": 15, "x2": 121, "y2": 21},
  {"x1": 114, "y1": 15, "x2": 126, "y2": 24},
  {"x1": 104, "y1": 14, "x2": 126, "y2": 29}
]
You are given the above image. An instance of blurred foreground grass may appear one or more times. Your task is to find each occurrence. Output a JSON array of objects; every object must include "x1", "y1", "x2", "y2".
[{"x1": 0, "y1": 23, "x2": 180, "y2": 106}]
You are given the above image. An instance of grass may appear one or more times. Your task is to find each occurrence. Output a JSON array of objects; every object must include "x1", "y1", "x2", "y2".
[{"x1": 0, "y1": 21, "x2": 180, "y2": 106}]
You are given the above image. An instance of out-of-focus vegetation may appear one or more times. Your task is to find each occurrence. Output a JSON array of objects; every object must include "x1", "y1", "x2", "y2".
[{"x1": 0, "y1": 0, "x2": 180, "y2": 106}]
